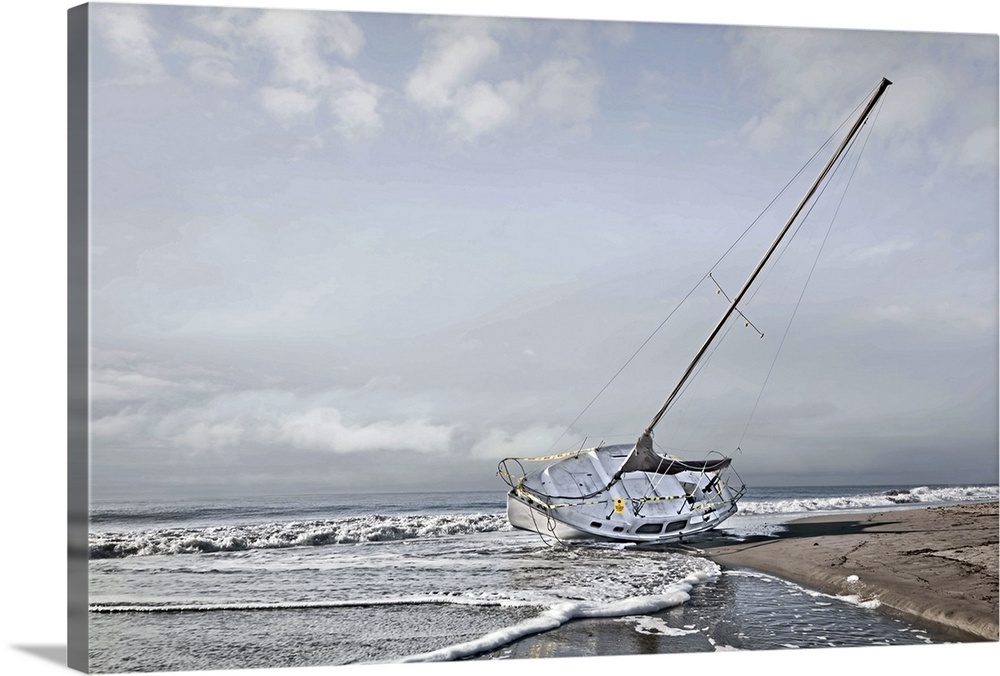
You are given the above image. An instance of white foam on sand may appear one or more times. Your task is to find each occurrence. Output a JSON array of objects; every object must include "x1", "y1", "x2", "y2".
[
  {"x1": 617, "y1": 615, "x2": 701, "y2": 637},
  {"x1": 397, "y1": 568, "x2": 720, "y2": 662},
  {"x1": 728, "y1": 567, "x2": 884, "y2": 610}
]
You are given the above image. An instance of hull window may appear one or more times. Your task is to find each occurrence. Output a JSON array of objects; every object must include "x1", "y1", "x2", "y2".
[{"x1": 635, "y1": 523, "x2": 662, "y2": 535}]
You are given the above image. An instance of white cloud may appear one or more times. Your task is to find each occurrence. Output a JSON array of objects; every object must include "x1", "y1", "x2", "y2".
[
  {"x1": 406, "y1": 27, "x2": 502, "y2": 110},
  {"x1": 187, "y1": 6, "x2": 254, "y2": 45},
  {"x1": 470, "y1": 425, "x2": 568, "y2": 459},
  {"x1": 406, "y1": 18, "x2": 604, "y2": 142},
  {"x1": 253, "y1": 8, "x2": 364, "y2": 67},
  {"x1": 186, "y1": 55, "x2": 242, "y2": 89},
  {"x1": 327, "y1": 67, "x2": 383, "y2": 140},
  {"x1": 526, "y1": 57, "x2": 601, "y2": 122},
  {"x1": 92, "y1": 5, "x2": 166, "y2": 84},
  {"x1": 726, "y1": 28, "x2": 998, "y2": 177},
  {"x1": 257, "y1": 86, "x2": 321, "y2": 125},
  {"x1": 173, "y1": 420, "x2": 246, "y2": 452},
  {"x1": 245, "y1": 9, "x2": 381, "y2": 137},
  {"x1": 449, "y1": 80, "x2": 521, "y2": 139},
  {"x1": 91, "y1": 350, "x2": 226, "y2": 406},
  {"x1": 95, "y1": 5, "x2": 383, "y2": 145},
  {"x1": 91, "y1": 407, "x2": 151, "y2": 440},
  {"x1": 91, "y1": 369, "x2": 181, "y2": 403},
  {"x1": 90, "y1": 348, "x2": 457, "y2": 458},
  {"x1": 279, "y1": 407, "x2": 455, "y2": 454},
  {"x1": 170, "y1": 37, "x2": 242, "y2": 89},
  {"x1": 252, "y1": 10, "x2": 346, "y2": 90}
]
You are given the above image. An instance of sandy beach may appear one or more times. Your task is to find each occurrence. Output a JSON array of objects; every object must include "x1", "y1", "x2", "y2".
[
  {"x1": 696, "y1": 502, "x2": 999, "y2": 641},
  {"x1": 483, "y1": 502, "x2": 998, "y2": 662}
]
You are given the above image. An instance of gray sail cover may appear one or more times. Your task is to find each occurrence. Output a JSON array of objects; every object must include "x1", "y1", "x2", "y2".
[{"x1": 617, "y1": 433, "x2": 731, "y2": 476}]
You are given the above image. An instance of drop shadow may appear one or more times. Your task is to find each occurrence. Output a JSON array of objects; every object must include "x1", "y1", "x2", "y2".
[{"x1": 11, "y1": 644, "x2": 66, "y2": 667}]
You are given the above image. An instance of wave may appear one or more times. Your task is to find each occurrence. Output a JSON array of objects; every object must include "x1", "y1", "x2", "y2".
[
  {"x1": 89, "y1": 563, "x2": 722, "y2": 662},
  {"x1": 90, "y1": 595, "x2": 530, "y2": 613},
  {"x1": 89, "y1": 485, "x2": 997, "y2": 558},
  {"x1": 398, "y1": 567, "x2": 720, "y2": 662},
  {"x1": 89, "y1": 491, "x2": 505, "y2": 526},
  {"x1": 739, "y1": 484, "x2": 998, "y2": 516},
  {"x1": 90, "y1": 513, "x2": 511, "y2": 559}
]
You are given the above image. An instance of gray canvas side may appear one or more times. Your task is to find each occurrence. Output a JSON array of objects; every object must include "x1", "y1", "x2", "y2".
[{"x1": 67, "y1": 3, "x2": 90, "y2": 672}]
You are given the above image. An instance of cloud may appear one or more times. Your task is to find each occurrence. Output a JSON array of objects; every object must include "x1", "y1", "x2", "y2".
[
  {"x1": 726, "y1": 27, "x2": 998, "y2": 176},
  {"x1": 172, "y1": 420, "x2": 246, "y2": 453},
  {"x1": 253, "y1": 8, "x2": 364, "y2": 70},
  {"x1": 406, "y1": 18, "x2": 604, "y2": 141},
  {"x1": 170, "y1": 37, "x2": 242, "y2": 89},
  {"x1": 469, "y1": 425, "x2": 569, "y2": 459},
  {"x1": 90, "y1": 369, "x2": 183, "y2": 403},
  {"x1": 406, "y1": 23, "x2": 501, "y2": 110},
  {"x1": 325, "y1": 67, "x2": 383, "y2": 139},
  {"x1": 526, "y1": 57, "x2": 601, "y2": 122},
  {"x1": 90, "y1": 348, "x2": 457, "y2": 458},
  {"x1": 448, "y1": 80, "x2": 521, "y2": 139},
  {"x1": 94, "y1": 390, "x2": 456, "y2": 457},
  {"x1": 279, "y1": 407, "x2": 455, "y2": 454},
  {"x1": 92, "y1": 5, "x2": 166, "y2": 84},
  {"x1": 93, "y1": 5, "x2": 383, "y2": 143},
  {"x1": 257, "y1": 86, "x2": 321, "y2": 124},
  {"x1": 246, "y1": 9, "x2": 381, "y2": 137}
]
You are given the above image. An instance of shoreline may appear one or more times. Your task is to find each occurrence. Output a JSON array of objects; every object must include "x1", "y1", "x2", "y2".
[
  {"x1": 691, "y1": 501, "x2": 999, "y2": 641},
  {"x1": 480, "y1": 501, "x2": 997, "y2": 662}
]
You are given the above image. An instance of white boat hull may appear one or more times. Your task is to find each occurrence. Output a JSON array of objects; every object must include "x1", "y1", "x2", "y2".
[
  {"x1": 503, "y1": 443, "x2": 742, "y2": 544},
  {"x1": 506, "y1": 490, "x2": 739, "y2": 544}
]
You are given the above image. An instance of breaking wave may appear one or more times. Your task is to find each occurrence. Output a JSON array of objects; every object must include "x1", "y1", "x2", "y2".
[
  {"x1": 90, "y1": 595, "x2": 528, "y2": 613},
  {"x1": 90, "y1": 513, "x2": 511, "y2": 559},
  {"x1": 739, "y1": 484, "x2": 998, "y2": 515},
  {"x1": 398, "y1": 567, "x2": 720, "y2": 662}
]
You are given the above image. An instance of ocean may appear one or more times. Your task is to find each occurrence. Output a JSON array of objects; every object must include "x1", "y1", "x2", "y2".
[{"x1": 87, "y1": 484, "x2": 999, "y2": 672}]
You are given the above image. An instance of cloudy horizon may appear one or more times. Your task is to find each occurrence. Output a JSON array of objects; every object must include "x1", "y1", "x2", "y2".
[{"x1": 85, "y1": 3, "x2": 998, "y2": 501}]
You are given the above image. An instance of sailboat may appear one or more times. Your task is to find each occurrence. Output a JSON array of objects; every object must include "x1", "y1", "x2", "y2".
[{"x1": 498, "y1": 78, "x2": 892, "y2": 544}]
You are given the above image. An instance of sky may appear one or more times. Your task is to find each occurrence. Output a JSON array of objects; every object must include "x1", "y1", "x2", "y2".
[{"x1": 82, "y1": 1, "x2": 999, "y2": 500}]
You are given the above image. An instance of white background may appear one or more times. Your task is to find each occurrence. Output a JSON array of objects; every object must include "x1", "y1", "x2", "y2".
[{"x1": 2, "y1": 1, "x2": 997, "y2": 675}]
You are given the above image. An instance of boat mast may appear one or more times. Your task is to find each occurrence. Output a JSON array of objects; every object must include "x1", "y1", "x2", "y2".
[{"x1": 639, "y1": 77, "x2": 892, "y2": 446}]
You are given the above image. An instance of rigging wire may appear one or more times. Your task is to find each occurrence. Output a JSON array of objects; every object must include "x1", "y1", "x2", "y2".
[
  {"x1": 737, "y1": 92, "x2": 888, "y2": 447},
  {"x1": 542, "y1": 124, "x2": 848, "y2": 455},
  {"x1": 639, "y1": 86, "x2": 888, "y2": 502},
  {"x1": 540, "y1": 81, "x2": 887, "y2": 456}
]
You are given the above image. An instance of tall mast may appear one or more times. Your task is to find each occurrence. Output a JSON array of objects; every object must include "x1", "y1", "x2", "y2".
[{"x1": 640, "y1": 77, "x2": 892, "y2": 444}]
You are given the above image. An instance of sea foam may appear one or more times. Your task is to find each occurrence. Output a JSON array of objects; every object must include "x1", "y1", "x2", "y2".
[
  {"x1": 397, "y1": 566, "x2": 720, "y2": 662},
  {"x1": 90, "y1": 512, "x2": 511, "y2": 558},
  {"x1": 738, "y1": 485, "x2": 998, "y2": 516}
]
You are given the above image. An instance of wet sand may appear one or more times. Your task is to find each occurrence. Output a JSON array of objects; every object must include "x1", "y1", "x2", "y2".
[
  {"x1": 695, "y1": 502, "x2": 999, "y2": 641},
  {"x1": 481, "y1": 502, "x2": 997, "y2": 662}
]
